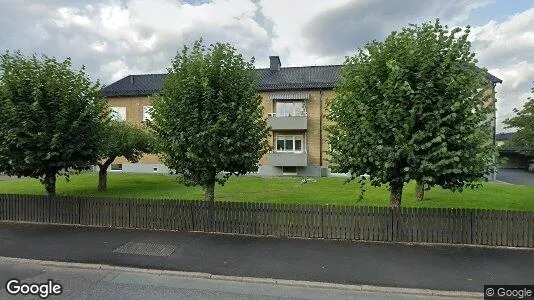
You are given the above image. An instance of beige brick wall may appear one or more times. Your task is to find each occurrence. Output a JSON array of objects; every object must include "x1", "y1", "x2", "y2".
[
  {"x1": 106, "y1": 96, "x2": 158, "y2": 164},
  {"x1": 108, "y1": 90, "x2": 336, "y2": 167},
  {"x1": 106, "y1": 84, "x2": 495, "y2": 168},
  {"x1": 259, "y1": 90, "x2": 334, "y2": 167}
]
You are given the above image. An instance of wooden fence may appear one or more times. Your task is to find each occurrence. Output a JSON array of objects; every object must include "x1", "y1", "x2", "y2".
[{"x1": 0, "y1": 194, "x2": 533, "y2": 248}]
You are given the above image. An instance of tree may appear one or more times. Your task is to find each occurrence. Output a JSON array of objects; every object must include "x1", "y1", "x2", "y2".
[
  {"x1": 503, "y1": 83, "x2": 534, "y2": 160},
  {"x1": 0, "y1": 51, "x2": 108, "y2": 195},
  {"x1": 326, "y1": 20, "x2": 497, "y2": 207},
  {"x1": 97, "y1": 120, "x2": 154, "y2": 192},
  {"x1": 149, "y1": 40, "x2": 270, "y2": 204}
]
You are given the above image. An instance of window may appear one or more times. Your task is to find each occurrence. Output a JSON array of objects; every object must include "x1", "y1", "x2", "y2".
[
  {"x1": 276, "y1": 135, "x2": 304, "y2": 152},
  {"x1": 282, "y1": 166, "x2": 297, "y2": 175},
  {"x1": 275, "y1": 101, "x2": 306, "y2": 116},
  {"x1": 110, "y1": 164, "x2": 123, "y2": 171},
  {"x1": 143, "y1": 106, "x2": 153, "y2": 122},
  {"x1": 153, "y1": 167, "x2": 159, "y2": 172},
  {"x1": 111, "y1": 107, "x2": 126, "y2": 121}
]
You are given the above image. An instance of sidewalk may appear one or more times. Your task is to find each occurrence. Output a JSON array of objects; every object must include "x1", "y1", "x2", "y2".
[{"x1": 0, "y1": 222, "x2": 532, "y2": 293}]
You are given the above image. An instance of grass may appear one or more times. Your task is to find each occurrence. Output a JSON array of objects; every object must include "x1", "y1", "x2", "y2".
[{"x1": 0, "y1": 173, "x2": 533, "y2": 211}]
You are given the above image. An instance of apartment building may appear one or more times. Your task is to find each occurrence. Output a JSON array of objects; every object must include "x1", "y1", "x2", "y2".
[{"x1": 102, "y1": 56, "x2": 502, "y2": 177}]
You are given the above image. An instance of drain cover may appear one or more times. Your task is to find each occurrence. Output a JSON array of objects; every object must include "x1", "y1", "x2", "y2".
[{"x1": 113, "y1": 242, "x2": 177, "y2": 257}]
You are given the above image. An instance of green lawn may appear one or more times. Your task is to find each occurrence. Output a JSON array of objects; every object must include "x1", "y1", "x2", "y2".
[{"x1": 0, "y1": 173, "x2": 533, "y2": 211}]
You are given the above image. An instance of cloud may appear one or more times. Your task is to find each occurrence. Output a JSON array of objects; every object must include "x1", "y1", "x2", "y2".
[
  {"x1": 470, "y1": 8, "x2": 534, "y2": 131},
  {"x1": 0, "y1": 0, "x2": 272, "y2": 83},
  {"x1": 261, "y1": 0, "x2": 493, "y2": 62},
  {"x1": 0, "y1": 0, "x2": 532, "y2": 132}
]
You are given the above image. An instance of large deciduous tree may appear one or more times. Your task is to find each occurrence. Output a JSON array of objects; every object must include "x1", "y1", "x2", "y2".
[
  {"x1": 326, "y1": 20, "x2": 497, "y2": 207},
  {"x1": 97, "y1": 120, "x2": 154, "y2": 192},
  {"x1": 503, "y1": 82, "x2": 534, "y2": 160},
  {"x1": 149, "y1": 40, "x2": 269, "y2": 204},
  {"x1": 0, "y1": 51, "x2": 108, "y2": 195}
]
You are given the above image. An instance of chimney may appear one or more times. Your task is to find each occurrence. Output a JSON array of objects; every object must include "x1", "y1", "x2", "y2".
[
  {"x1": 269, "y1": 56, "x2": 281, "y2": 71},
  {"x1": 130, "y1": 75, "x2": 134, "y2": 84}
]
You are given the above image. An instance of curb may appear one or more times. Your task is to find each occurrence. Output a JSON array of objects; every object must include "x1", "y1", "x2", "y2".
[
  {"x1": 496, "y1": 180, "x2": 515, "y2": 185},
  {"x1": 0, "y1": 256, "x2": 482, "y2": 299}
]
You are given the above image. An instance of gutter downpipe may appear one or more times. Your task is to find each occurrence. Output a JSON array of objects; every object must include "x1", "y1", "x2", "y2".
[
  {"x1": 319, "y1": 89, "x2": 324, "y2": 176},
  {"x1": 492, "y1": 82, "x2": 498, "y2": 182}
]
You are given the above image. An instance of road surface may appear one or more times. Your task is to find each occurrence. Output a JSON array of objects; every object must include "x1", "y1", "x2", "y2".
[
  {"x1": 0, "y1": 261, "x2": 461, "y2": 300},
  {"x1": 497, "y1": 168, "x2": 534, "y2": 186}
]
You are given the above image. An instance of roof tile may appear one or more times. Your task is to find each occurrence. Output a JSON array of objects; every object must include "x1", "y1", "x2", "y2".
[{"x1": 103, "y1": 65, "x2": 502, "y2": 97}]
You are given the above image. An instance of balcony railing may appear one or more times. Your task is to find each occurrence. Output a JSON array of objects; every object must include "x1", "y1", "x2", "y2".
[
  {"x1": 268, "y1": 112, "x2": 307, "y2": 117},
  {"x1": 267, "y1": 113, "x2": 308, "y2": 131},
  {"x1": 267, "y1": 151, "x2": 308, "y2": 166}
]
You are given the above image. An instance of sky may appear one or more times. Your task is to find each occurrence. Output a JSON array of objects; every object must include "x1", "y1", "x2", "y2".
[{"x1": 0, "y1": 0, "x2": 532, "y2": 132}]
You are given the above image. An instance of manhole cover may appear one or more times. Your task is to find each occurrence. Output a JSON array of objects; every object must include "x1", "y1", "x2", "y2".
[{"x1": 113, "y1": 242, "x2": 177, "y2": 257}]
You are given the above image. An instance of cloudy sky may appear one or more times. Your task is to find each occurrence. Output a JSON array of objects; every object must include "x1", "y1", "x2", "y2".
[{"x1": 1, "y1": 0, "x2": 532, "y2": 132}]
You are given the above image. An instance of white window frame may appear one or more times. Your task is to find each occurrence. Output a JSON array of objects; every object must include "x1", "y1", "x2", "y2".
[
  {"x1": 143, "y1": 106, "x2": 154, "y2": 122},
  {"x1": 272, "y1": 101, "x2": 306, "y2": 117},
  {"x1": 276, "y1": 135, "x2": 305, "y2": 153},
  {"x1": 111, "y1": 107, "x2": 126, "y2": 122},
  {"x1": 110, "y1": 163, "x2": 123, "y2": 172}
]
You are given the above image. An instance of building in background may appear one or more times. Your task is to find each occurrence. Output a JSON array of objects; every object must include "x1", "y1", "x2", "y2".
[
  {"x1": 496, "y1": 132, "x2": 534, "y2": 170},
  {"x1": 103, "y1": 56, "x2": 502, "y2": 177}
]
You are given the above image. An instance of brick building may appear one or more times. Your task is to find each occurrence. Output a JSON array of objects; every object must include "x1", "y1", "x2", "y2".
[{"x1": 103, "y1": 56, "x2": 502, "y2": 177}]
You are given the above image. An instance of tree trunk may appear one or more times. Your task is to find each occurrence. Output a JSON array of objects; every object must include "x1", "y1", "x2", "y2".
[
  {"x1": 98, "y1": 168, "x2": 108, "y2": 192},
  {"x1": 98, "y1": 157, "x2": 115, "y2": 192},
  {"x1": 44, "y1": 172, "x2": 56, "y2": 196},
  {"x1": 205, "y1": 171, "x2": 217, "y2": 229},
  {"x1": 415, "y1": 181, "x2": 425, "y2": 201},
  {"x1": 205, "y1": 179, "x2": 215, "y2": 203},
  {"x1": 389, "y1": 181, "x2": 403, "y2": 207}
]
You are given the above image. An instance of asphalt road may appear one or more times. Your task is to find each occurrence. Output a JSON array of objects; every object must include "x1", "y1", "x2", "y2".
[
  {"x1": 497, "y1": 169, "x2": 534, "y2": 185},
  {"x1": 0, "y1": 261, "x2": 459, "y2": 300},
  {"x1": 1, "y1": 223, "x2": 533, "y2": 293}
]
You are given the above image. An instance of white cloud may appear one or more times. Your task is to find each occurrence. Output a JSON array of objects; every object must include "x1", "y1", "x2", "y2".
[
  {"x1": 0, "y1": 0, "x2": 532, "y2": 133},
  {"x1": 259, "y1": 0, "x2": 493, "y2": 66},
  {"x1": 470, "y1": 9, "x2": 534, "y2": 132},
  {"x1": 0, "y1": 0, "x2": 272, "y2": 83},
  {"x1": 259, "y1": 0, "x2": 351, "y2": 66}
]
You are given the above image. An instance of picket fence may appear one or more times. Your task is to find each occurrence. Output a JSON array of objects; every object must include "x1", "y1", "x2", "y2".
[{"x1": 0, "y1": 194, "x2": 532, "y2": 248}]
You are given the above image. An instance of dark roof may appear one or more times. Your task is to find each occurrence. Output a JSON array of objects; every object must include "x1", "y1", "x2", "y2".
[
  {"x1": 103, "y1": 65, "x2": 503, "y2": 98},
  {"x1": 487, "y1": 72, "x2": 503, "y2": 84},
  {"x1": 103, "y1": 74, "x2": 166, "y2": 97},
  {"x1": 496, "y1": 132, "x2": 516, "y2": 141},
  {"x1": 256, "y1": 65, "x2": 341, "y2": 91}
]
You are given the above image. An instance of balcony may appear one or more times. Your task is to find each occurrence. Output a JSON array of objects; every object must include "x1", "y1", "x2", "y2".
[
  {"x1": 267, "y1": 151, "x2": 308, "y2": 166},
  {"x1": 267, "y1": 113, "x2": 307, "y2": 131}
]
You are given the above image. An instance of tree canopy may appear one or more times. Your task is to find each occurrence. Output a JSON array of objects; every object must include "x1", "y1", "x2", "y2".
[
  {"x1": 503, "y1": 82, "x2": 534, "y2": 158},
  {"x1": 0, "y1": 51, "x2": 108, "y2": 195},
  {"x1": 149, "y1": 40, "x2": 270, "y2": 203},
  {"x1": 97, "y1": 120, "x2": 155, "y2": 191},
  {"x1": 326, "y1": 20, "x2": 497, "y2": 207}
]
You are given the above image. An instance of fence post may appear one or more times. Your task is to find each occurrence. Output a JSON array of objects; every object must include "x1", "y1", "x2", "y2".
[
  {"x1": 190, "y1": 201, "x2": 196, "y2": 231},
  {"x1": 390, "y1": 207, "x2": 394, "y2": 242},
  {"x1": 392, "y1": 207, "x2": 400, "y2": 242},
  {"x1": 127, "y1": 198, "x2": 131, "y2": 228},
  {"x1": 320, "y1": 206, "x2": 324, "y2": 238},
  {"x1": 47, "y1": 195, "x2": 52, "y2": 223},
  {"x1": 77, "y1": 197, "x2": 82, "y2": 225},
  {"x1": 208, "y1": 200, "x2": 215, "y2": 232},
  {"x1": 469, "y1": 209, "x2": 474, "y2": 245}
]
